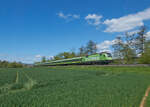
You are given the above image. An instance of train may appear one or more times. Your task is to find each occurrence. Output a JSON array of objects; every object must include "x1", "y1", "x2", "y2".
[{"x1": 36, "y1": 52, "x2": 113, "y2": 66}]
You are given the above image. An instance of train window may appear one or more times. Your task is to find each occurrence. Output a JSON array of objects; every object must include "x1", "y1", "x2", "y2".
[{"x1": 107, "y1": 53, "x2": 112, "y2": 57}]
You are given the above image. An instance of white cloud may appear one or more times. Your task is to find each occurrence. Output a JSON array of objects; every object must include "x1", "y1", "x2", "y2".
[
  {"x1": 127, "y1": 30, "x2": 140, "y2": 35},
  {"x1": 128, "y1": 30, "x2": 150, "y2": 40},
  {"x1": 96, "y1": 31, "x2": 150, "y2": 53},
  {"x1": 146, "y1": 31, "x2": 150, "y2": 39},
  {"x1": 126, "y1": 30, "x2": 150, "y2": 40},
  {"x1": 72, "y1": 14, "x2": 80, "y2": 19},
  {"x1": 96, "y1": 40, "x2": 117, "y2": 52},
  {"x1": 57, "y1": 12, "x2": 80, "y2": 21},
  {"x1": 35, "y1": 55, "x2": 42, "y2": 58},
  {"x1": 104, "y1": 8, "x2": 150, "y2": 32},
  {"x1": 85, "y1": 14, "x2": 103, "y2": 26},
  {"x1": 57, "y1": 12, "x2": 67, "y2": 19}
]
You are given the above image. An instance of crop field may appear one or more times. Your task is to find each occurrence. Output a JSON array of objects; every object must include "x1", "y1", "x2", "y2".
[
  {"x1": 0, "y1": 66, "x2": 150, "y2": 107},
  {"x1": 146, "y1": 95, "x2": 150, "y2": 106},
  {"x1": 0, "y1": 69, "x2": 17, "y2": 87}
]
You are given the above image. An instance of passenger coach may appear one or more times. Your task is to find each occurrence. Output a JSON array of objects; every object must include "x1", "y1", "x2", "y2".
[{"x1": 36, "y1": 52, "x2": 112, "y2": 66}]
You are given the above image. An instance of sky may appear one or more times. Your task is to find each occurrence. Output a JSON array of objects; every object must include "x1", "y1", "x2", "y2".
[{"x1": 0, "y1": 0, "x2": 150, "y2": 63}]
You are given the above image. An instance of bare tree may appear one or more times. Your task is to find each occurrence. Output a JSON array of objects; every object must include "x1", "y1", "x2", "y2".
[
  {"x1": 86, "y1": 40, "x2": 97, "y2": 55},
  {"x1": 79, "y1": 46, "x2": 86, "y2": 56},
  {"x1": 135, "y1": 26, "x2": 147, "y2": 54}
]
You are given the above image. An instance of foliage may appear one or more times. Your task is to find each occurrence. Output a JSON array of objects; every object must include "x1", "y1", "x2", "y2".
[
  {"x1": 113, "y1": 26, "x2": 150, "y2": 64},
  {"x1": 78, "y1": 40, "x2": 97, "y2": 56},
  {"x1": 121, "y1": 45, "x2": 136, "y2": 64},
  {"x1": 138, "y1": 41, "x2": 150, "y2": 64},
  {"x1": 112, "y1": 36, "x2": 124, "y2": 63},
  {"x1": 0, "y1": 61, "x2": 24, "y2": 68},
  {"x1": 85, "y1": 40, "x2": 97, "y2": 55},
  {"x1": 135, "y1": 26, "x2": 147, "y2": 54},
  {"x1": 112, "y1": 36, "x2": 136, "y2": 64},
  {"x1": 53, "y1": 52, "x2": 77, "y2": 60},
  {"x1": 37, "y1": 26, "x2": 150, "y2": 64},
  {"x1": 41, "y1": 56, "x2": 46, "y2": 62},
  {"x1": 39, "y1": 40, "x2": 98, "y2": 63},
  {"x1": 79, "y1": 46, "x2": 86, "y2": 56}
]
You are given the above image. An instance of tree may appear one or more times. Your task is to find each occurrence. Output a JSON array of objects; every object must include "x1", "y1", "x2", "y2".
[
  {"x1": 69, "y1": 52, "x2": 76, "y2": 58},
  {"x1": 135, "y1": 26, "x2": 147, "y2": 54},
  {"x1": 41, "y1": 56, "x2": 46, "y2": 62},
  {"x1": 53, "y1": 55, "x2": 62, "y2": 60},
  {"x1": 112, "y1": 33, "x2": 136, "y2": 64},
  {"x1": 8, "y1": 62, "x2": 17, "y2": 68},
  {"x1": 112, "y1": 36, "x2": 124, "y2": 63},
  {"x1": 123, "y1": 32, "x2": 136, "y2": 63},
  {"x1": 53, "y1": 51, "x2": 77, "y2": 60},
  {"x1": 121, "y1": 44, "x2": 136, "y2": 64},
  {"x1": 112, "y1": 26, "x2": 150, "y2": 64},
  {"x1": 138, "y1": 40, "x2": 150, "y2": 64},
  {"x1": 86, "y1": 40, "x2": 97, "y2": 55},
  {"x1": 79, "y1": 46, "x2": 86, "y2": 56},
  {"x1": 0, "y1": 60, "x2": 24, "y2": 68},
  {"x1": 0, "y1": 61, "x2": 9, "y2": 68}
]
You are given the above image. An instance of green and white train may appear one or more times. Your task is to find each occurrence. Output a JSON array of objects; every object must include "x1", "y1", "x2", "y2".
[{"x1": 36, "y1": 52, "x2": 113, "y2": 66}]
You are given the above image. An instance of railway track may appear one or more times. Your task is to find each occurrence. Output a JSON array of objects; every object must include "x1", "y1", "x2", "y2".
[
  {"x1": 48, "y1": 64, "x2": 150, "y2": 67},
  {"x1": 92, "y1": 64, "x2": 150, "y2": 67}
]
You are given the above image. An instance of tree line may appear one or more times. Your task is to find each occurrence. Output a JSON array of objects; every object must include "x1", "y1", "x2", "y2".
[
  {"x1": 0, "y1": 60, "x2": 25, "y2": 68},
  {"x1": 39, "y1": 26, "x2": 150, "y2": 64},
  {"x1": 113, "y1": 26, "x2": 150, "y2": 64},
  {"x1": 40, "y1": 40, "x2": 98, "y2": 63}
]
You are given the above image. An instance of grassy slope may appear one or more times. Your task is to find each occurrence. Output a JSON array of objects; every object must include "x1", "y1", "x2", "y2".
[{"x1": 0, "y1": 66, "x2": 150, "y2": 107}]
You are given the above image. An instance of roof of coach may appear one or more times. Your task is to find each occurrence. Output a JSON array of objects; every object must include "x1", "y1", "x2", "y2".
[{"x1": 50, "y1": 57, "x2": 82, "y2": 63}]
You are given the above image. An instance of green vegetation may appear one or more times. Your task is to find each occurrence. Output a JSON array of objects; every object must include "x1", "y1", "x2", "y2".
[
  {"x1": 0, "y1": 66, "x2": 150, "y2": 107},
  {"x1": 138, "y1": 41, "x2": 150, "y2": 64},
  {"x1": 36, "y1": 26, "x2": 150, "y2": 65},
  {"x1": 113, "y1": 26, "x2": 150, "y2": 64},
  {"x1": 146, "y1": 94, "x2": 150, "y2": 106},
  {"x1": 0, "y1": 68, "x2": 17, "y2": 87},
  {"x1": 52, "y1": 40, "x2": 97, "y2": 60},
  {"x1": 36, "y1": 40, "x2": 97, "y2": 63},
  {"x1": 0, "y1": 61, "x2": 25, "y2": 68}
]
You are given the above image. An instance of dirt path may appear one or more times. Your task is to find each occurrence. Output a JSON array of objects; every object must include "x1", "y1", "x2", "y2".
[
  {"x1": 140, "y1": 86, "x2": 150, "y2": 107},
  {"x1": 0, "y1": 71, "x2": 36, "y2": 97},
  {"x1": 0, "y1": 71, "x2": 20, "y2": 97}
]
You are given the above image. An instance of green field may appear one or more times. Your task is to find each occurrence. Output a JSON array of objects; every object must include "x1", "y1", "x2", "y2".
[{"x1": 0, "y1": 66, "x2": 150, "y2": 107}]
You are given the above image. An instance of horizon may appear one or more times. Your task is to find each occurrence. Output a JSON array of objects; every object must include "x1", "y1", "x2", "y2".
[{"x1": 0, "y1": 0, "x2": 150, "y2": 64}]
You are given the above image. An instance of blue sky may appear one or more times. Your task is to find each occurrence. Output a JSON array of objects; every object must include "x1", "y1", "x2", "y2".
[{"x1": 0, "y1": 0, "x2": 150, "y2": 63}]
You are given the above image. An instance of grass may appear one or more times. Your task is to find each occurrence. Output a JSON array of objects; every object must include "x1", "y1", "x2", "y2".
[
  {"x1": 146, "y1": 94, "x2": 150, "y2": 106},
  {"x1": 0, "y1": 68, "x2": 17, "y2": 86},
  {"x1": 0, "y1": 66, "x2": 150, "y2": 107}
]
